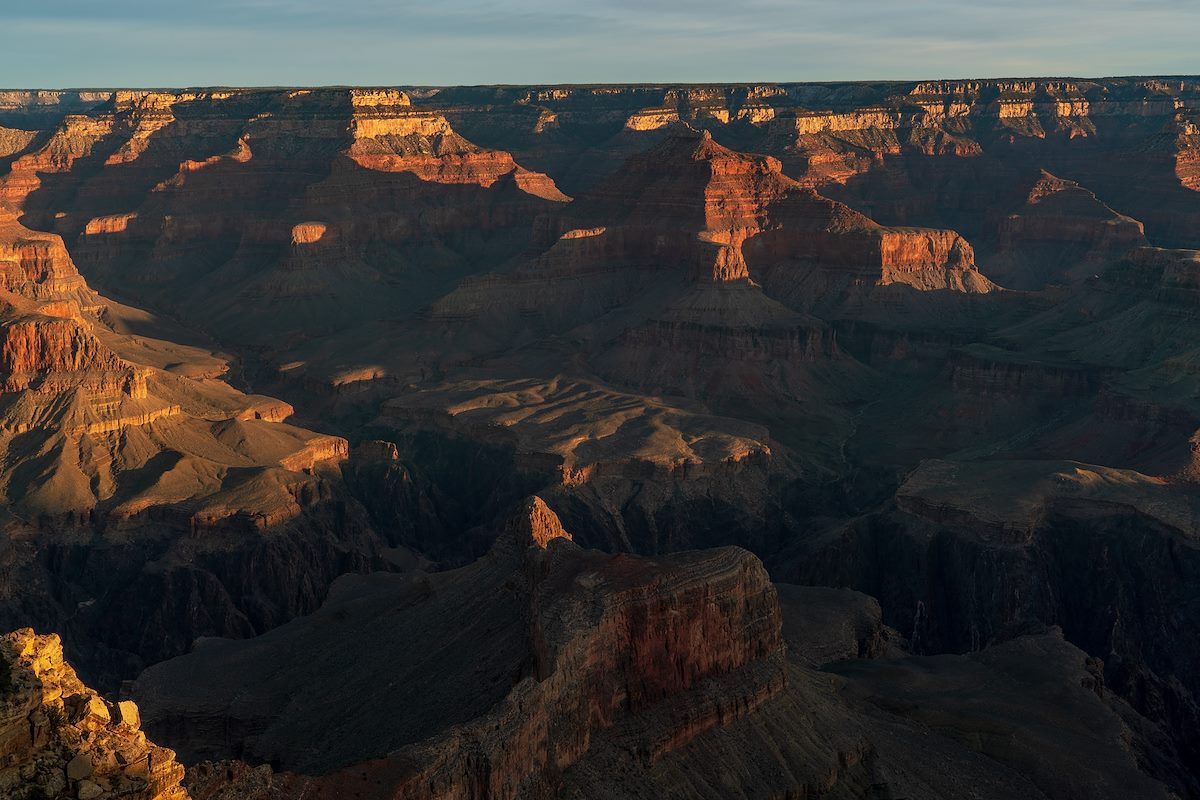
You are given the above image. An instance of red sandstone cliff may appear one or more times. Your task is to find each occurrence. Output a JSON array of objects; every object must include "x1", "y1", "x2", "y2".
[{"x1": 136, "y1": 499, "x2": 783, "y2": 800}]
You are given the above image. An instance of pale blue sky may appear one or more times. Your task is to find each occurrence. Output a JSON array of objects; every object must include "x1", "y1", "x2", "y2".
[{"x1": 2, "y1": 0, "x2": 1195, "y2": 87}]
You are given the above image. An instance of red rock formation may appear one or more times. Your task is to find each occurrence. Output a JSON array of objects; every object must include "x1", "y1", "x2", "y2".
[
  {"x1": 544, "y1": 127, "x2": 989, "y2": 292},
  {"x1": 135, "y1": 499, "x2": 783, "y2": 800},
  {"x1": 507, "y1": 495, "x2": 573, "y2": 548},
  {"x1": 0, "y1": 216, "x2": 92, "y2": 302},
  {"x1": 1, "y1": 310, "x2": 130, "y2": 387},
  {"x1": 0, "y1": 88, "x2": 571, "y2": 360},
  {"x1": 743, "y1": 187, "x2": 989, "y2": 301},
  {"x1": 346, "y1": 89, "x2": 567, "y2": 201},
  {"x1": 434, "y1": 127, "x2": 989, "y2": 340},
  {"x1": 985, "y1": 171, "x2": 1148, "y2": 287},
  {"x1": 554, "y1": 128, "x2": 791, "y2": 282}
]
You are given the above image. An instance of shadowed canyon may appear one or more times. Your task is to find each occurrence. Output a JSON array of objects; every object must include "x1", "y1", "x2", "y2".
[{"x1": 0, "y1": 78, "x2": 1199, "y2": 799}]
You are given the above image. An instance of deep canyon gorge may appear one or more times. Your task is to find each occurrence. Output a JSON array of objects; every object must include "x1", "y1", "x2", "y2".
[{"x1": 0, "y1": 78, "x2": 1198, "y2": 798}]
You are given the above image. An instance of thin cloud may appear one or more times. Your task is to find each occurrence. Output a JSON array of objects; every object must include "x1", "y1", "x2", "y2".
[{"x1": 0, "y1": 0, "x2": 1196, "y2": 86}]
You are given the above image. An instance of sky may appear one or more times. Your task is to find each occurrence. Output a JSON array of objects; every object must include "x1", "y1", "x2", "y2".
[{"x1": 2, "y1": 0, "x2": 1196, "y2": 88}]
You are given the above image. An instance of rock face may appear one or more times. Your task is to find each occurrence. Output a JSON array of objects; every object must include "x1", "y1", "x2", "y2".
[
  {"x1": 134, "y1": 499, "x2": 782, "y2": 798},
  {"x1": 345, "y1": 89, "x2": 567, "y2": 200},
  {"x1": 144, "y1": 578, "x2": 1179, "y2": 799},
  {"x1": 778, "y1": 457, "x2": 1200, "y2": 795},
  {"x1": 0, "y1": 140, "x2": 393, "y2": 689},
  {"x1": 136, "y1": 502, "x2": 1181, "y2": 800},
  {"x1": 0, "y1": 217, "x2": 92, "y2": 303},
  {"x1": 0, "y1": 628, "x2": 188, "y2": 800},
  {"x1": 986, "y1": 170, "x2": 1149, "y2": 288}
]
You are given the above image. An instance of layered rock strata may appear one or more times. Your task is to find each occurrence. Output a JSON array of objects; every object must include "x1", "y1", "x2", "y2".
[
  {"x1": 0, "y1": 166, "x2": 390, "y2": 689},
  {"x1": 135, "y1": 499, "x2": 783, "y2": 798}
]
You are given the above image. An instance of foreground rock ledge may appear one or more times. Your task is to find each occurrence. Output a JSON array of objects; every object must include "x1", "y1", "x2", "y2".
[{"x1": 0, "y1": 628, "x2": 188, "y2": 800}]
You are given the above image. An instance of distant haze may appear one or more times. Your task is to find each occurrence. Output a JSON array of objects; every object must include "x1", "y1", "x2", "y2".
[{"x1": 2, "y1": 0, "x2": 1197, "y2": 87}]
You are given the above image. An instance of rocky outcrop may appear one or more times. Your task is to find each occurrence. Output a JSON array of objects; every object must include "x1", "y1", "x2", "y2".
[
  {"x1": 878, "y1": 227, "x2": 985, "y2": 290},
  {"x1": 781, "y1": 457, "x2": 1200, "y2": 793},
  {"x1": 548, "y1": 128, "x2": 792, "y2": 283},
  {"x1": 0, "y1": 629, "x2": 188, "y2": 800},
  {"x1": 509, "y1": 495, "x2": 573, "y2": 548},
  {"x1": 0, "y1": 217, "x2": 92, "y2": 303},
  {"x1": 985, "y1": 171, "x2": 1148, "y2": 288},
  {"x1": 0, "y1": 308, "x2": 141, "y2": 393},
  {"x1": 742, "y1": 187, "x2": 991, "y2": 305},
  {"x1": 134, "y1": 499, "x2": 783, "y2": 798},
  {"x1": 162, "y1": 583, "x2": 1179, "y2": 800},
  {"x1": 346, "y1": 89, "x2": 567, "y2": 200}
]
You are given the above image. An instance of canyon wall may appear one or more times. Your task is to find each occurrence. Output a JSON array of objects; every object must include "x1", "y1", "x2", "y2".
[{"x1": 0, "y1": 77, "x2": 1197, "y2": 798}]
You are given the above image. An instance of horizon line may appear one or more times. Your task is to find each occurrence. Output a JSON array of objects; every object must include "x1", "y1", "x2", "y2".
[{"x1": 3, "y1": 74, "x2": 1199, "y2": 93}]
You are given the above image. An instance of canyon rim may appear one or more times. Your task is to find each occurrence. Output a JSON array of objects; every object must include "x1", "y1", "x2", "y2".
[{"x1": 1, "y1": 6, "x2": 1200, "y2": 800}]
